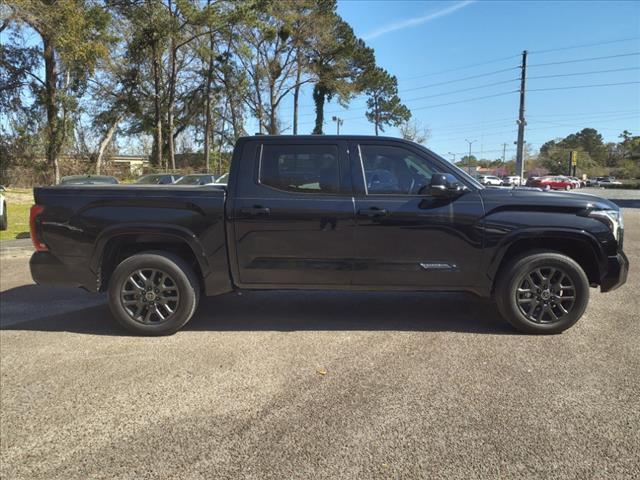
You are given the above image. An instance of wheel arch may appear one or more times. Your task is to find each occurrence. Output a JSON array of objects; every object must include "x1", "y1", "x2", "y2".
[
  {"x1": 489, "y1": 229, "x2": 606, "y2": 293},
  {"x1": 92, "y1": 224, "x2": 210, "y2": 292}
]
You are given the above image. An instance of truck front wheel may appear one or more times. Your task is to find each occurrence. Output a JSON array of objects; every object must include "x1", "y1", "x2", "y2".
[
  {"x1": 108, "y1": 252, "x2": 200, "y2": 335},
  {"x1": 495, "y1": 252, "x2": 590, "y2": 334}
]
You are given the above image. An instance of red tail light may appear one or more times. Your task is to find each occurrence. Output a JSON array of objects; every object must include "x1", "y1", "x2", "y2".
[{"x1": 30, "y1": 205, "x2": 48, "y2": 252}]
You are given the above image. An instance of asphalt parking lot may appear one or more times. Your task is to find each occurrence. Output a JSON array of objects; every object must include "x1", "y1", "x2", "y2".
[{"x1": 1, "y1": 209, "x2": 638, "y2": 479}]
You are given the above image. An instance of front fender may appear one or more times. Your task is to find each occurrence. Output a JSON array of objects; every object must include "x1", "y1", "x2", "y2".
[{"x1": 485, "y1": 227, "x2": 607, "y2": 282}]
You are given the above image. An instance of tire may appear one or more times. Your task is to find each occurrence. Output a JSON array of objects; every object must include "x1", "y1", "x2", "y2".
[
  {"x1": 108, "y1": 251, "x2": 200, "y2": 335},
  {"x1": 565, "y1": 185, "x2": 571, "y2": 190},
  {"x1": 495, "y1": 251, "x2": 589, "y2": 334},
  {"x1": 0, "y1": 203, "x2": 6, "y2": 231}
]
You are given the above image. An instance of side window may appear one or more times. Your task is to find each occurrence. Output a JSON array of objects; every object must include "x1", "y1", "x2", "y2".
[
  {"x1": 260, "y1": 144, "x2": 340, "y2": 193},
  {"x1": 359, "y1": 145, "x2": 435, "y2": 195}
]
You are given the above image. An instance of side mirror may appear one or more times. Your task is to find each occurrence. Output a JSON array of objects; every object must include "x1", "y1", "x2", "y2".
[{"x1": 426, "y1": 173, "x2": 465, "y2": 198}]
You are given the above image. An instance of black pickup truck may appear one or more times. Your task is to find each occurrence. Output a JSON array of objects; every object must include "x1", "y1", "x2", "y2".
[{"x1": 30, "y1": 135, "x2": 628, "y2": 335}]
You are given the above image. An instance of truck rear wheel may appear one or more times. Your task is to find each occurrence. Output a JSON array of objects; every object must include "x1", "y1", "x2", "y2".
[
  {"x1": 108, "y1": 252, "x2": 200, "y2": 335},
  {"x1": 495, "y1": 252, "x2": 589, "y2": 334}
]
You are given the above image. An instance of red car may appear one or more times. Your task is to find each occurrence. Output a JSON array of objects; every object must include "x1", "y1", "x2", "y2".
[{"x1": 528, "y1": 176, "x2": 574, "y2": 190}]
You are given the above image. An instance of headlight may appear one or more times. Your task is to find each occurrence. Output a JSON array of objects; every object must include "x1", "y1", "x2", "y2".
[{"x1": 589, "y1": 209, "x2": 623, "y2": 241}]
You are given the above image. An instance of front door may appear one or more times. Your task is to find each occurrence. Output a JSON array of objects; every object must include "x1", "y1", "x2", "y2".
[
  {"x1": 351, "y1": 142, "x2": 485, "y2": 289},
  {"x1": 232, "y1": 140, "x2": 355, "y2": 286}
]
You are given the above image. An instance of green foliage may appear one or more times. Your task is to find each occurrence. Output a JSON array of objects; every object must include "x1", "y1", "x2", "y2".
[
  {"x1": 2, "y1": 0, "x2": 113, "y2": 182},
  {"x1": 456, "y1": 155, "x2": 478, "y2": 167},
  {"x1": 535, "y1": 128, "x2": 639, "y2": 178},
  {"x1": 306, "y1": 3, "x2": 375, "y2": 134},
  {"x1": 0, "y1": 201, "x2": 32, "y2": 241},
  {"x1": 361, "y1": 67, "x2": 411, "y2": 135}
]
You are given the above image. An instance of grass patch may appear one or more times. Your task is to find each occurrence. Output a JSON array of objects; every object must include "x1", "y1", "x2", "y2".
[{"x1": 0, "y1": 202, "x2": 32, "y2": 241}]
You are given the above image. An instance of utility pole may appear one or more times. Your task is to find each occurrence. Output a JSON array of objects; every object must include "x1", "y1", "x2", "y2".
[
  {"x1": 447, "y1": 152, "x2": 456, "y2": 163},
  {"x1": 502, "y1": 143, "x2": 507, "y2": 165},
  {"x1": 465, "y1": 139, "x2": 476, "y2": 175},
  {"x1": 515, "y1": 50, "x2": 528, "y2": 180},
  {"x1": 331, "y1": 116, "x2": 343, "y2": 135}
]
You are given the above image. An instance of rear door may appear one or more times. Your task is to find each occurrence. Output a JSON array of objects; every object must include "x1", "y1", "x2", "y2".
[
  {"x1": 231, "y1": 139, "x2": 355, "y2": 286},
  {"x1": 351, "y1": 141, "x2": 485, "y2": 289}
]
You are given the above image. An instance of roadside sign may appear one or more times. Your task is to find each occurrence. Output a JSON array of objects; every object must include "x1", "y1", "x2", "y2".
[{"x1": 570, "y1": 151, "x2": 578, "y2": 166}]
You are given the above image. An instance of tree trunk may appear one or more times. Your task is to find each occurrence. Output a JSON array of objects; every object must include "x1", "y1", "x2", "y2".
[
  {"x1": 217, "y1": 101, "x2": 228, "y2": 177},
  {"x1": 43, "y1": 36, "x2": 60, "y2": 184},
  {"x1": 268, "y1": 109, "x2": 277, "y2": 134},
  {"x1": 203, "y1": 86, "x2": 212, "y2": 174},
  {"x1": 374, "y1": 96, "x2": 380, "y2": 136},
  {"x1": 267, "y1": 81, "x2": 278, "y2": 134},
  {"x1": 165, "y1": 0, "x2": 177, "y2": 170},
  {"x1": 151, "y1": 40, "x2": 163, "y2": 168},
  {"x1": 203, "y1": 11, "x2": 215, "y2": 174},
  {"x1": 292, "y1": 50, "x2": 302, "y2": 135},
  {"x1": 312, "y1": 85, "x2": 325, "y2": 135},
  {"x1": 167, "y1": 41, "x2": 177, "y2": 170},
  {"x1": 229, "y1": 97, "x2": 240, "y2": 140},
  {"x1": 95, "y1": 115, "x2": 123, "y2": 175}
]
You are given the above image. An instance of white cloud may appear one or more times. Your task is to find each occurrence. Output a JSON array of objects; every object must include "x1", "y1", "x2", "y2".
[{"x1": 363, "y1": 0, "x2": 475, "y2": 41}]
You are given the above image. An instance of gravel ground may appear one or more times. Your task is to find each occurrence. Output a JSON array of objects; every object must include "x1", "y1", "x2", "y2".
[{"x1": 0, "y1": 210, "x2": 638, "y2": 480}]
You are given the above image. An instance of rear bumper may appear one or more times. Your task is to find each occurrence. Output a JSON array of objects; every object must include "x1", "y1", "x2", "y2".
[
  {"x1": 30, "y1": 252, "x2": 96, "y2": 290},
  {"x1": 600, "y1": 251, "x2": 629, "y2": 292}
]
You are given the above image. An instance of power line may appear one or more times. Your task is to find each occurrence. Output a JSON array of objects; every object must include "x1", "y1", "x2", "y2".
[
  {"x1": 432, "y1": 121, "x2": 516, "y2": 136},
  {"x1": 529, "y1": 109, "x2": 639, "y2": 119},
  {"x1": 403, "y1": 78, "x2": 519, "y2": 102},
  {"x1": 400, "y1": 36, "x2": 640, "y2": 82},
  {"x1": 530, "y1": 114, "x2": 640, "y2": 128},
  {"x1": 527, "y1": 66, "x2": 640, "y2": 80},
  {"x1": 298, "y1": 51, "x2": 639, "y2": 120},
  {"x1": 407, "y1": 90, "x2": 519, "y2": 113},
  {"x1": 528, "y1": 52, "x2": 640, "y2": 67},
  {"x1": 297, "y1": 79, "x2": 518, "y2": 119},
  {"x1": 400, "y1": 66, "x2": 518, "y2": 92},
  {"x1": 431, "y1": 117, "x2": 515, "y2": 129},
  {"x1": 529, "y1": 36, "x2": 640, "y2": 54},
  {"x1": 399, "y1": 54, "x2": 520, "y2": 81},
  {"x1": 528, "y1": 81, "x2": 640, "y2": 92},
  {"x1": 450, "y1": 147, "x2": 514, "y2": 156},
  {"x1": 297, "y1": 90, "x2": 519, "y2": 125},
  {"x1": 433, "y1": 128, "x2": 518, "y2": 143},
  {"x1": 431, "y1": 113, "x2": 638, "y2": 143}
]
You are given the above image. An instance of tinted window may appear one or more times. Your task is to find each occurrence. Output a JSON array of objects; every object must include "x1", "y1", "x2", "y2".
[
  {"x1": 175, "y1": 175, "x2": 214, "y2": 185},
  {"x1": 260, "y1": 144, "x2": 340, "y2": 193},
  {"x1": 137, "y1": 175, "x2": 167, "y2": 184},
  {"x1": 359, "y1": 145, "x2": 435, "y2": 195}
]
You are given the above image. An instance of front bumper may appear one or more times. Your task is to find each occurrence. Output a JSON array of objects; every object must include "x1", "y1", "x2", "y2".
[{"x1": 600, "y1": 251, "x2": 629, "y2": 292}]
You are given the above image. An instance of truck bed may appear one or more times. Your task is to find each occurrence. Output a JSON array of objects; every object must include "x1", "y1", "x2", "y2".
[{"x1": 32, "y1": 184, "x2": 230, "y2": 294}]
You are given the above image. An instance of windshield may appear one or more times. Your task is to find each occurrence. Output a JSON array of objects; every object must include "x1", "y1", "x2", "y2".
[
  {"x1": 136, "y1": 175, "x2": 165, "y2": 184},
  {"x1": 214, "y1": 173, "x2": 229, "y2": 184},
  {"x1": 60, "y1": 176, "x2": 117, "y2": 185},
  {"x1": 175, "y1": 175, "x2": 211, "y2": 185}
]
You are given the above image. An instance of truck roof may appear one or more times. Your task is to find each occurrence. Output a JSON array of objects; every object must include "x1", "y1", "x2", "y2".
[{"x1": 240, "y1": 134, "x2": 414, "y2": 143}]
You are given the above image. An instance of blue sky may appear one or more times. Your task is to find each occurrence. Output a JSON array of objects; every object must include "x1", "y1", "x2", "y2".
[
  {"x1": 2, "y1": 0, "x2": 638, "y2": 160},
  {"x1": 288, "y1": 0, "x2": 640, "y2": 161}
]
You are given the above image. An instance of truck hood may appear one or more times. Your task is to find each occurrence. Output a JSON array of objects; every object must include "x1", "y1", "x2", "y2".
[{"x1": 479, "y1": 187, "x2": 618, "y2": 211}]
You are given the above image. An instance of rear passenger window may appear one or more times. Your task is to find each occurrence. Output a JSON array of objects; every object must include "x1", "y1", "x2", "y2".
[{"x1": 259, "y1": 144, "x2": 340, "y2": 193}]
